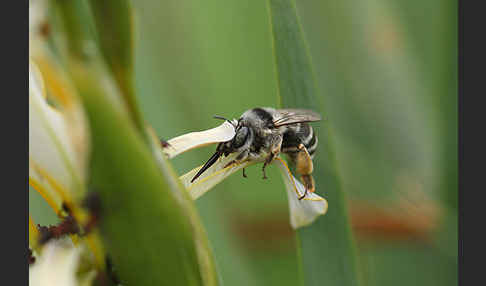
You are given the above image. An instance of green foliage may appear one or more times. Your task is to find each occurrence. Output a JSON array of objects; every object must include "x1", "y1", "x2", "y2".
[
  {"x1": 88, "y1": 0, "x2": 145, "y2": 134},
  {"x1": 74, "y1": 68, "x2": 206, "y2": 285},
  {"x1": 266, "y1": 0, "x2": 361, "y2": 285},
  {"x1": 50, "y1": 1, "x2": 219, "y2": 285},
  {"x1": 30, "y1": 0, "x2": 457, "y2": 285}
]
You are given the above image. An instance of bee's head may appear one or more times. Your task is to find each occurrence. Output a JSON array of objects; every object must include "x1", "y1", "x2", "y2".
[
  {"x1": 220, "y1": 123, "x2": 251, "y2": 155},
  {"x1": 226, "y1": 125, "x2": 251, "y2": 152},
  {"x1": 210, "y1": 115, "x2": 253, "y2": 155},
  {"x1": 191, "y1": 117, "x2": 252, "y2": 183}
]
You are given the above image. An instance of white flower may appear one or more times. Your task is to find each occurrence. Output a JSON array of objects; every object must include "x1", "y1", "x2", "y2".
[
  {"x1": 29, "y1": 60, "x2": 90, "y2": 212},
  {"x1": 29, "y1": 1, "x2": 99, "y2": 281},
  {"x1": 162, "y1": 121, "x2": 236, "y2": 159},
  {"x1": 179, "y1": 151, "x2": 252, "y2": 199},
  {"x1": 273, "y1": 158, "x2": 328, "y2": 228},
  {"x1": 162, "y1": 123, "x2": 328, "y2": 229},
  {"x1": 29, "y1": 241, "x2": 95, "y2": 286}
]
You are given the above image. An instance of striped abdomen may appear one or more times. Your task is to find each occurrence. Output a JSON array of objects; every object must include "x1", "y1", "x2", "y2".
[{"x1": 281, "y1": 123, "x2": 318, "y2": 159}]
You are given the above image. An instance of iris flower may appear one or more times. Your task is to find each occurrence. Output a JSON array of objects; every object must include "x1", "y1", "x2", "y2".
[
  {"x1": 29, "y1": 1, "x2": 103, "y2": 282},
  {"x1": 162, "y1": 122, "x2": 328, "y2": 229},
  {"x1": 29, "y1": 56, "x2": 104, "y2": 284}
]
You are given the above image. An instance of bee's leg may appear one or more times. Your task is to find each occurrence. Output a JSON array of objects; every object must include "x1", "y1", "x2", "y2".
[
  {"x1": 294, "y1": 144, "x2": 314, "y2": 175},
  {"x1": 293, "y1": 144, "x2": 315, "y2": 198},
  {"x1": 262, "y1": 135, "x2": 283, "y2": 179},
  {"x1": 242, "y1": 168, "x2": 247, "y2": 178},
  {"x1": 223, "y1": 150, "x2": 249, "y2": 169},
  {"x1": 262, "y1": 154, "x2": 274, "y2": 180},
  {"x1": 298, "y1": 175, "x2": 315, "y2": 200},
  {"x1": 274, "y1": 157, "x2": 308, "y2": 200},
  {"x1": 298, "y1": 189, "x2": 308, "y2": 200}
]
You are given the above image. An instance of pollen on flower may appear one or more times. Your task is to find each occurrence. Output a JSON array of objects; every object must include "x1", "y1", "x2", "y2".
[
  {"x1": 38, "y1": 194, "x2": 103, "y2": 244},
  {"x1": 37, "y1": 215, "x2": 80, "y2": 245}
]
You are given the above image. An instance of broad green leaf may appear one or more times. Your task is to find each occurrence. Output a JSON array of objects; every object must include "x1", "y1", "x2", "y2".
[
  {"x1": 70, "y1": 62, "x2": 218, "y2": 286},
  {"x1": 88, "y1": 0, "x2": 146, "y2": 135},
  {"x1": 53, "y1": 2, "x2": 219, "y2": 285},
  {"x1": 131, "y1": 1, "x2": 285, "y2": 285},
  {"x1": 53, "y1": 0, "x2": 145, "y2": 137},
  {"x1": 266, "y1": 1, "x2": 361, "y2": 285}
]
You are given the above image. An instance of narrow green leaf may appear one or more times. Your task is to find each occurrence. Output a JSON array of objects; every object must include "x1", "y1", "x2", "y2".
[
  {"x1": 54, "y1": 0, "x2": 146, "y2": 137},
  {"x1": 70, "y1": 62, "x2": 218, "y2": 286},
  {"x1": 53, "y1": 2, "x2": 219, "y2": 284},
  {"x1": 266, "y1": 1, "x2": 361, "y2": 286},
  {"x1": 87, "y1": 0, "x2": 146, "y2": 134}
]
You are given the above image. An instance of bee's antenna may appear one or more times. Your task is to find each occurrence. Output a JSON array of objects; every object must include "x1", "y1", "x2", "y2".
[
  {"x1": 191, "y1": 150, "x2": 222, "y2": 183},
  {"x1": 213, "y1": 115, "x2": 236, "y2": 128}
]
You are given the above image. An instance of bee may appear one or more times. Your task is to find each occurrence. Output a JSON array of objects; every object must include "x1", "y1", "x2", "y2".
[{"x1": 190, "y1": 107, "x2": 321, "y2": 200}]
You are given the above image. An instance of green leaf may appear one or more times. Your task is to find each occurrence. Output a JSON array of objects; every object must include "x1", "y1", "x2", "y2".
[
  {"x1": 70, "y1": 62, "x2": 218, "y2": 286},
  {"x1": 53, "y1": 2, "x2": 219, "y2": 285},
  {"x1": 54, "y1": 0, "x2": 146, "y2": 137},
  {"x1": 266, "y1": 1, "x2": 361, "y2": 285},
  {"x1": 87, "y1": 0, "x2": 146, "y2": 134}
]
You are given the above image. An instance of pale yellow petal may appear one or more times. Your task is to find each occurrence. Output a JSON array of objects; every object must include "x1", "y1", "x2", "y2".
[
  {"x1": 163, "y1": 122, "x2": 236, "y2": 159},
  {"x1": 180, "y1": 152, "x2": 254, "y2": 199},
  {"x1": 29, "y1": 62, "x2": 87, "y2": 201},
  {"x1": 29, "y1": 241, "x2": 81, "y2": 286},
  {"x1": 274, "y1": 158, "x2": 328, "y2": 229}
]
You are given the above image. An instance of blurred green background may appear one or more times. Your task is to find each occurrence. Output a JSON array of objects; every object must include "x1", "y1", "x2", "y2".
[{"x1": 30, "y1": 0, "x2": 457, "y2": 285}]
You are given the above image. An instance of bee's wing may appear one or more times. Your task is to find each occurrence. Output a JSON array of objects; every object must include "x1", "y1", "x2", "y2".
[
  {"x1": 179, "y1": 152, "x2": 256, "y2": 199},
  {"x1": 273, "y1": 158, "x2": 328, "y2": 229},
  {"x1": 272, "y1": 108, "x2": 321, "y2": 127},
  {"x1": 162, "y1": 121, "x2": 236, "y2": 159}
]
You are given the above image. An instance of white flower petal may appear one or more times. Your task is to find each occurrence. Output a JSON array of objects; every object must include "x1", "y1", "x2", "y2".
[
  {"x1": 180, "y1": 152, "x2": 254, "y2": 199},
  {"x1": 29, "y1": 241, "x2": 81, "y2": 286},
  {"x1": 163, "y1": 122, "x2": 236, "y2": 159},
  {"x1": 29, "y1": 163, "x2": 63, "y2": 212},
  {"x1": 29, "y1": 62, "x2": 87, "y2": 201},
  {"x1": 273, "y1": 158, "x2": 328, "y2": 229}
]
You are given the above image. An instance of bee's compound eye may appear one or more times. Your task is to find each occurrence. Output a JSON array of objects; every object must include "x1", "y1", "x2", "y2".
[{"x1": 233, "y1": 126, "x2": 249, "y2": 149}]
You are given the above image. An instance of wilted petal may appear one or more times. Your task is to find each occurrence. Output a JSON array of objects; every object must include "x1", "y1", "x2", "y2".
[
  {"x1": 29, "y1": 62, "x2": 87, "y2": 202},
  {"x1": 163, "y1": 122, "x2": 236, "y2": 159},
  {"x1": 29, "y1": 241, "x2": 81, "y2": 286},
  {"x1": 180, "y1": 152, "x2": 255, "y2": 199},
  {"x1": 273, "y1": 158, "x2": 328, "y2": 229}
]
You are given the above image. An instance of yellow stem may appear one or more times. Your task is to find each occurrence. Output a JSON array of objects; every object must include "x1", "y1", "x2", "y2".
[
  {"x1": 85, "y1": 231, "x2": 107, "y2": 270},
  {"x1": 29, "y1": 215, "x2": 40, "y2": 251},
  {"x1": 29, "y1": 177, "x2": 62, "y2": 217}
]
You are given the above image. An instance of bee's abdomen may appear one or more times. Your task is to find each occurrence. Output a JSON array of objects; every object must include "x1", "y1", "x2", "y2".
[
  {"x1": 304, "y1": 128, "x2": 318, "y2": 158},
  {"x1": 281, "y1": 123, "x2": 318, "y2": 158}
]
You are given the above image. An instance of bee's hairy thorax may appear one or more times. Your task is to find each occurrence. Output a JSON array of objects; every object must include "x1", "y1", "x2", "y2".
[
  {"x1": 240, "y1": 107, "x2": 318, "y2": 159},
  {"x1": 241, "y1": 108, "x2": 276, "y2": 154}
]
